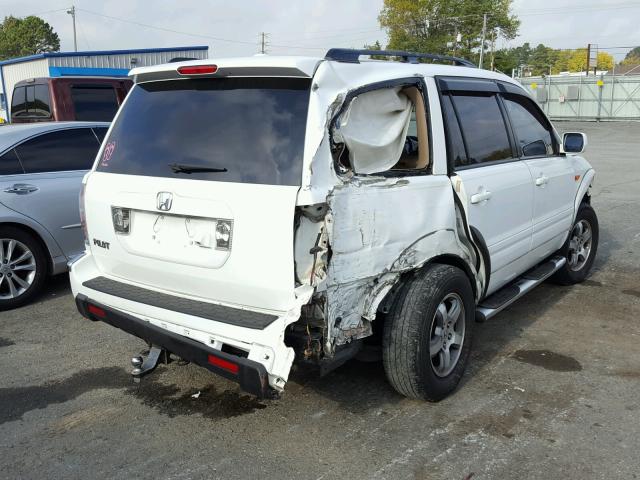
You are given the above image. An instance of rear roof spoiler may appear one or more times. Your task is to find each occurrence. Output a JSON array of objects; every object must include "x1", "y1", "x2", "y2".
[{"x1": 132, "y1": 66, "x2": 311, "y2": 84}]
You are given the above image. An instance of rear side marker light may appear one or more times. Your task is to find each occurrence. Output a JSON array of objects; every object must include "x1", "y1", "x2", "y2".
[
  {"x1": 87, "y1": 304, "x2": 106, "y2": 319},
  {"x1": 177, "y1": 65, "x2": 218, "y2": 75},
  {"x1": 207, "y1": 354, "x2": 239, "y2": 374}
]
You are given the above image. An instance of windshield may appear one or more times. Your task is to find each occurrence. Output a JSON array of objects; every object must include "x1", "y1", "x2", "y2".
[{"x1": 97, "y1": 77, "x2": 311, "y2": 186}]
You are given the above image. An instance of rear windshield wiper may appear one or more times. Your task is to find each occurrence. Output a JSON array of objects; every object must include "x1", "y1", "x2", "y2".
[{"x1": 169, "y1": 163, "x2": 228, "y2": 174}]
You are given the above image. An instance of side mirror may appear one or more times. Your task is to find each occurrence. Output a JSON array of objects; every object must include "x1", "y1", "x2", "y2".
[{"x1": 563, "y1": 132, "x2": 587, "y2": 154}]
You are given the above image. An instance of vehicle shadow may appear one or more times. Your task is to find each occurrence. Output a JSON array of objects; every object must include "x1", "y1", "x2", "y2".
[{"x1": 34, "y1": 273, "x2": 72, "y2": 304}]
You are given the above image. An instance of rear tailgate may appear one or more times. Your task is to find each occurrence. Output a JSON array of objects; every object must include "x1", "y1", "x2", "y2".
[{"x1": 84, "y1": 172, "x2": 299, "y2": 313}]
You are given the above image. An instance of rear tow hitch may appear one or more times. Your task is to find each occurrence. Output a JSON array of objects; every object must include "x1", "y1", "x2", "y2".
[{"x1": 130, "y1": 345, "x2": 171, "y2": 383}]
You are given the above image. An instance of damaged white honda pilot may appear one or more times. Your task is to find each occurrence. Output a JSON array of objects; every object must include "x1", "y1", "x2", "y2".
[{"x1": 70, "y1": 49, "x2": 598, "y2": 401}]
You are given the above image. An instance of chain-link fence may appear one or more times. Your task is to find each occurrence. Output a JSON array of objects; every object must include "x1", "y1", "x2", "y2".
[{"x1": 517, "y1": 74, "x2": 640, "y2": 121}]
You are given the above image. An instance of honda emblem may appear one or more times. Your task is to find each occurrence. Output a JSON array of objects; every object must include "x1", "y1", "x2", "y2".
[{"x1": 157, "y1": 192, "x2": 173, "y2": 211}]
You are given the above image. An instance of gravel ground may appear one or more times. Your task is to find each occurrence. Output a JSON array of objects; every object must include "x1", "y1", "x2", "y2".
[{"x1": 1, "y1": 121, "x2": 639, "y2": 480}]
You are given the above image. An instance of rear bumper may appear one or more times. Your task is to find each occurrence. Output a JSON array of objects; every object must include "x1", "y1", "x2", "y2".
[{"x1": 75, "y1": 294, "x2": 274, "y2": 398}]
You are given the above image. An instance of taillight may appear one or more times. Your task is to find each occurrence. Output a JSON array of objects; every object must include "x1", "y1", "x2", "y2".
[
  {"x1": 111, "y1": 207, "x2": 131, "y2": 235},
  {"x1": 207, "y1": 354, "x2": 239, "y2": 374},
  {"x1": 177, "y1": 65, "x2": 218, "y2": 75},
  {"x1": 79, "y1": 183, "x2": 88, "y2": 246},
  {"x1": 87, "y1": 304, "x2": 106, "y2": 319},
  {"x1": 215, "y1": 220, "x2": 233, "y2": 250}
]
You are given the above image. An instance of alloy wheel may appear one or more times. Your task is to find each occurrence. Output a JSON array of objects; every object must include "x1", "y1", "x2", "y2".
[
  {"x1": 568, "y1": 219, "x2": 593, "y2": 272},
  {"x1": 0, "y1": 238, "x2": 37, "y2": 300},
  {"x1": 429, "y1": 292, "x2": 466, "y2": 377}
]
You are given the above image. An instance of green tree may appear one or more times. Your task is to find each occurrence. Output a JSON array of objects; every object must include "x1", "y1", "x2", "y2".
[
  {"x1": 621, "y1": 46, "x2": 640, "y2": 66},
  {"x1": 378, "y1": 0, "x2": 520, "y2": 64},
  {"x1": 555, "y1": 49, "x2": 614, "y2": 73},
  {"x1": 0, "y1": 16, "x2": 60, "y2": 60}
]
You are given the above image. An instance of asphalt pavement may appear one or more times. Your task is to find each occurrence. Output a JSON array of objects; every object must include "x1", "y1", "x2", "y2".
[{"x1": 1, "y1": 121, "x2": 639, "y2": 480}]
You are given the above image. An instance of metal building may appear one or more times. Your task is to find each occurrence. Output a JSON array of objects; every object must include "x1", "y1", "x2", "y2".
[{"x1": 0, "y1": 46, "x2": 208, "y2": 121}]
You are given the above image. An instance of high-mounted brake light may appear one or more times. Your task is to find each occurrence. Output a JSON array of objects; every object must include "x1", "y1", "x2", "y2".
[
  {"x1": 207, "y1": 354, "x2": 239, "y2": 374},
  {"x1": 177, "y1": 65, "x2": 218, "y2": 75}
]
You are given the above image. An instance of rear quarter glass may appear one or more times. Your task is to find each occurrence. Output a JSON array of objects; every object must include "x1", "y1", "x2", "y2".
[{"x1": 97, "y1": 77, "x2": 311, "y2": 186}]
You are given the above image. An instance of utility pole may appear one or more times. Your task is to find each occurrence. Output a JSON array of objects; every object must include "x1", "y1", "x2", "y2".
[
  {"x1": 260, "y1": 32, "x2": 269, "y2": 54},
  {"x1": 67, "y1": 5, "x2": 77, "y2": 52},
  {"x1": 479, "y1": 13, "x2": 488, "y2": 69}
]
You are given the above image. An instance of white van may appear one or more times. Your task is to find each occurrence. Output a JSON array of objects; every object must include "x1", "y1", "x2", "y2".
[{"x1": 70, "y1": 50, "x2": 597, "y2": 400}]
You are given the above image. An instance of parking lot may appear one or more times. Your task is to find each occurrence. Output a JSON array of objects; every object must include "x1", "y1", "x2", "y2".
[{"x1": 1, "y1": 121, "x2": 639, "y2": 480}]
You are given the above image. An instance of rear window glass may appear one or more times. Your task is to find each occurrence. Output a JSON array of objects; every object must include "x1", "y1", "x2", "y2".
[
  {"x1": 97, "y1": 78, "x2": 311, "y2": 186},
  {"x1": 11, "y1": 85, "x2": 50, "y2": 118},
  {"x1": 71, "y1": 84, "x2": 119, "y2": 121}
]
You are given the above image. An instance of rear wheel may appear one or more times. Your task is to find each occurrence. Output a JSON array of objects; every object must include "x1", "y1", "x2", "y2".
[
  {"x1": 382, "y1": 264, "x2": 475, "y2": 401},
  {"x1": 551, "y1": 204, "x2": 599, "y2": 285},
  {"x1": 0, "y1": 227, "x2": 47, "y2": 311}
]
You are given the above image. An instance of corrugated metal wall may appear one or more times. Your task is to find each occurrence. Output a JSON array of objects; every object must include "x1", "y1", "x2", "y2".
[
  {"x1": 518, "y1": 75, "x2": 640, "y2": 121},
  {"x1": 48, "y1": 48, "x2": 208, "y2": 69},
  {"x1": 1, "y1": 58, "x2": 50, "y2": 111}
]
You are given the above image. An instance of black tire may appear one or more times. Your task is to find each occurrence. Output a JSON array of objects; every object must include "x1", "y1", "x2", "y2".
[
  {"x1": 382, "y1": 264, "x2": 475, "y2": 401},
  {"x1": 0, "y1": 226, "x2": 48, "y2": 311},
  {"x1": 551, "y1": 204, "x2": 599, "y2": 285}
]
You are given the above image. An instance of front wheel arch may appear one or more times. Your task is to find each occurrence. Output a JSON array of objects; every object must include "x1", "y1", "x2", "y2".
[{"x1": 0, "y1": 222, "x2": 53, "y2": 275}]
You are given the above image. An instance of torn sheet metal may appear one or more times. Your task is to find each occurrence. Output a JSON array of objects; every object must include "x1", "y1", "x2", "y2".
[{"x1": 322, "y1": 175, "x2": 484, "y2": 349}]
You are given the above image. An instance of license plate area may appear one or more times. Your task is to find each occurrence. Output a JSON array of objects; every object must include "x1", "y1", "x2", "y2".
[{"x1": 116, "y1": 211, "x2": 231, "y2": 268}]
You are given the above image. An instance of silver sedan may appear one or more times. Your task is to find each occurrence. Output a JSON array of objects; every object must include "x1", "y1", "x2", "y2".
[{"x1": 0, "y1": 121, "x2": 109, "y2": 310}]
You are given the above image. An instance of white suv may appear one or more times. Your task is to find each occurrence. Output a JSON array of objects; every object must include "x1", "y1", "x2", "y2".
[{"x1": 70, "y1": 49, "x2": 598, "y2": 400}]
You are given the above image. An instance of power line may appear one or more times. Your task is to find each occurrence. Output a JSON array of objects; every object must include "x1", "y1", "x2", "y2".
[{"x1": 77, "y1": 8, "x2": 258, "y2": 46}]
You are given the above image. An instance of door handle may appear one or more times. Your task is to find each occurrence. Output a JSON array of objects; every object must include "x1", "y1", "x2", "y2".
[
  {"x1": 470, "y1": 190, "x2": 492, "y2": 204},
  {"x1": 3, "y1": 184, "x2": 39, "y2": 195},
  {"x1": 535, "y1": 175, "x2": 549, "y2": 186}
]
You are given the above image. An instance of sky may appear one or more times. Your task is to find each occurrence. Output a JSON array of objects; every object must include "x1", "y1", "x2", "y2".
[{"x1": 1, "y1": 0, "x2": 639, "y2": 61}]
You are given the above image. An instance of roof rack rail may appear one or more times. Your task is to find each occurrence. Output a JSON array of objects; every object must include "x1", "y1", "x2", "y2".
[{"x1": 325, "y1": 48, "x2": 476, "y2": 68}]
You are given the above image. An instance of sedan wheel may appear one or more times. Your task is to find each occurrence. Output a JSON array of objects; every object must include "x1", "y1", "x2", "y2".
[{"x1": 0, "y1": 238, "x2": 37, "y2": 300}]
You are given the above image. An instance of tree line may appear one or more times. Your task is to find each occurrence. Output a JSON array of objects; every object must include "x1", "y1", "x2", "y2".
[{"x1": 375, "y1": 0, "x2": 640, "y2": 75}]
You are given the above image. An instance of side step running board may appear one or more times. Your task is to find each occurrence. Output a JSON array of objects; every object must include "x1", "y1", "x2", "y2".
[{"x1": 476, "y1": 256, "x2": 566, "y2": 322}]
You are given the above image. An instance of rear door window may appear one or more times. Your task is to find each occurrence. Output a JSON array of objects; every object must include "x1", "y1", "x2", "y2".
[
  {"x1": 97, "y1": 78, "x2": 311, "y2": 186},
  {"x1": 15, "y1": 128, "x2": 101, "y2": 173},
  {"x1": 440, "y1": 95, "x2": 468, "y2": 168},
  {"x1": 92, "y1": 127, "x2": 109, "y2": 143},
  {"x1": 0, "y1": 149, "x2": 24, "y2": 175},
  {"x1": 450, "y1": 94, "x2": 513, "y2": 166},
  {"x1": 70, "y1": 84, "x2": 119, "y2": 121}
]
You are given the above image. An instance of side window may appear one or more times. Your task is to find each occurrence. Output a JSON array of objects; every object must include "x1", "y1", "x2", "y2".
[
  {"x1": 14, "y1": 128, "x2": 100, "y2": 173},
  {"x1": 332, "y1": 84, "x2": 430, "y2": 175},
  {"x1": 0, "y1": 149, "x2": 25, "y2": 175},
  {"x1": 450, "y1": 94, "x2": 512, "y2": 166},
  {"x1": 11, "y1": 86, "x2": 27, "y2": 117},
  {"x1": 503, "y1": 95, "x2": 555, "y2": 157},
  {"x1": 70, "y1": 84, "x2": 119, "y2": 121},
  {"x1": 440, "y1": 95, "x2": 468, "y2": 168},
  {"x1": 93, "y1": 127, "x2": 109, "y2": 143}
]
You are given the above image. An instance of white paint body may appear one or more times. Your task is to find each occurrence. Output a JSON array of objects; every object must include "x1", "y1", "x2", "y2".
[{"x1": 69, "y1": 55, "x2": 594, "y2": 391}]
